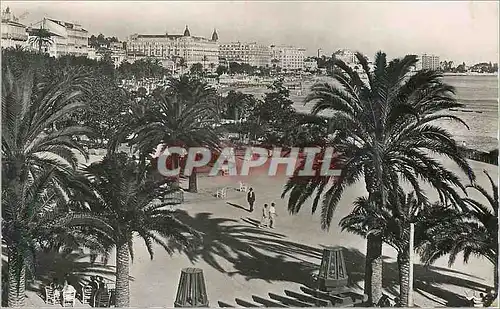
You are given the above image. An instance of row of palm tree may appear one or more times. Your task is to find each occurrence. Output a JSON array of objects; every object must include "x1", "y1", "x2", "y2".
[
  {"x1": 2, "y1": 59, "x2": 210, "y2": 306},
  {"x1": 2, "y1": 48, "x2": 497, "y2": 308},
  {"x1": 281, "y1": 51, "x2": 496, "y2": 306}
]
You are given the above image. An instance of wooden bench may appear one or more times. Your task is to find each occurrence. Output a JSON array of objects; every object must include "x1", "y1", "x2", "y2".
[
  {"x1": 218, "y1": 301, "x2": 235, "y2": 307},
  {"x1": 300, "y1": 286, "x2": 344, "y2": 304},
  {"x1": 252, "y1": 295, "x2": 288, "y2": 307},
  {"x1": 268, "y1": 293, "x2": 313, "y2": 307},
  {"x1": 284, "y1": 290, "x2": 331, "y2": 306},
  {"x1": 235, "y1": 298, "x2": 261, "y2": 307}
]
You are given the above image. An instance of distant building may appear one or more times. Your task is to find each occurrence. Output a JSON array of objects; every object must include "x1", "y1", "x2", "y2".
[
  {"x1": 88, "y1": 41, "x2": 127, "y2": 67},
  {"x1": 304, "y1": 58, "x2": 318, "y2": 71},
  {"x1": 219, "y1": 41, "x2": 271, "y2": 67},
  {"x1": 270, "y1": 45, "x2": 306, "y2": 70},
  {"x1": 28, "y1": 18, "x2": 89, "y2": 57},
  {"x1": 333, "y1": 49, "x2": 357, "y2": 64},
  {"x1": 1, "y1": 7, "x2": 28, "y2": 49},
  {"x1": 126, "y1": 26, "x2": 219, "y2": 72},
  {"x1": 420, "y1": 54, "x2": 440, "y2": 70}
]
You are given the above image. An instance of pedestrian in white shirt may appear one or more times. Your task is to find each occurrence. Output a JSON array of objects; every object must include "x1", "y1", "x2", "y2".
[{"x1": 269, "y1": 203, "x2": 277, "y2": 228}]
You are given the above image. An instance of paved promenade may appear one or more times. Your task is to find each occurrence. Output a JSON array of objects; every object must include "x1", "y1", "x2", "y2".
[{"x1": 26, "y1": 156, "x2": 496, "y2": 307}]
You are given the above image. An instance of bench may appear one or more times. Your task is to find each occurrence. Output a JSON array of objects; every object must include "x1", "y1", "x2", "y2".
[
  {"x1": 218, "y1": 301, "x2": 235, "y2": 307},
  {"x1": 252, "y1": 295, "x2": 288, "y2": 307},
  {"x1": 268, "y1": 293, "x2": 313, "y2": 307},
  {"x1": 300, "y1": 286, "x2": 344, "y2": 304},
  {"x1": 284, "y1": 290, "x2": 331, "y2": 306},
  {"x1": 235, "y1": 298, "x2": 261, "y2": 307}
]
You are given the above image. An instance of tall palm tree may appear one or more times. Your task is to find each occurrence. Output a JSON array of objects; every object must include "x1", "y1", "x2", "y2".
[
  {"x1": 1, "y1": 65, "x2": 97, "y2": 306},
  {"x1": 179, "y1": 57, "x2": 187, "y2": 75},
  {"x1": 28, "y1": 26, "x2": 54, "y2": 54},
  {"x1": 340, "y1": 191, "x2": 425, "y2": 306},
  {"x1": 417, "y1": 170, "x2": 498, "y2": 294},
  {"x1": 83, "y1": 153, "x2": 201, "y2": 307},
  {"x1": 140, "y1": 75, "x2": 220, "y2": 193},
  {"x1": 282, "y1": 51, "x2": 473, "y2": 304}
]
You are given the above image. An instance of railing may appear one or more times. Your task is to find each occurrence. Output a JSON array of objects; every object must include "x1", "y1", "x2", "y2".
[{"x1": 458, "y1": 146, "x2": 498, "y2": 165}]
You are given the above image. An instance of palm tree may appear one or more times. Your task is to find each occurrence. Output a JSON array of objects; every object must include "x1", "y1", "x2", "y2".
[
  {"x1": 282, "y1": 51, "x2": 473, "y2": 304},
  {"x1": 28, "y1": 25, "x2": 54, "y2": 54},
  {"x1": 131, "y1": 89, "x2": 220, "y2": 192},
  {"x1": 340, "y1": 191, "x2": 424, "y2": 306},
  {"x1": 83, "y1": 153, "x2": 201, "y2": 307},
  {"x1": 417, "y1": 170, "x2": 498, "y2": 295},
  {"x1": 202, "y1": 55, "x2": 208, "y2": 74},
  {"x1": 139, "y1": 75, "x2": 220, "y2": 193},
  {"x1": 1, "y1": 65, "x2": 98, "y2": 306},
  {"x1": 179, "y1": 57, "x2": 187, "y2": 75}
]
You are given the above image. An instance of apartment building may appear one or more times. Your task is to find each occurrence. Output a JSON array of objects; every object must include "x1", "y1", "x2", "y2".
[
  {"x1": 420, "y1": 53, "x2": 440, "y2": 70},
  {"x1": 304, "y1": 58, "x2": 318, "y2": 71},
  {"x1": 1, "y1": 7, "x2": 28, "y2": 49},
  {"x1": 333, "y1": 49, "x2": 357, "y2": 64},
  {"x1": 219, "y1": 41, "x2": 271, "y2": 67},
  {"x1": 88, "y1": 42, "x2": 127, "y2": 67},
  {"x1": 127, "y1": 26, "x2": 219, "y2": 71},
  {"x1": 29, "y1": 18, "x2": 89, "y2": 57},
  {"x1": 270, "y1": 45, "x2": 306, "y2": 70}
]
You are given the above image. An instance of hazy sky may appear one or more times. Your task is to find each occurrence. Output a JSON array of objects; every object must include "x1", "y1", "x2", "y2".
[{"x1": 3, "y1": 1, "x2": 499, "y2": 64}]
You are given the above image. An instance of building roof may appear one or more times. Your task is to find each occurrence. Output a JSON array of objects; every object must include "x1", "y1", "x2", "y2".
[
  {"x1": 211, "y1": 29, "x2": 218, "y2": 41},
  {"x1": 46, "y1": 18, "x2": 88, "y2": 32},
  {"x1": 2, "y1": 19, "x2": 26, "y2": 28}
]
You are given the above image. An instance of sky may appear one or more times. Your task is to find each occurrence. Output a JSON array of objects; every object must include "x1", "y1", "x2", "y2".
[{"x1": 2, "y1": 1, "x2": 499, "y2": 64}]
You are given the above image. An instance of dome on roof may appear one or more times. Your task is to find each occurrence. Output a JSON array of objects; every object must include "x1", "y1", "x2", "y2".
[
  {"x1": 183, "y1": 25, "x2": 190, "y2": 37},
  {"x1": 211, "y1": 29, "x2": 218, "y2": 41}
]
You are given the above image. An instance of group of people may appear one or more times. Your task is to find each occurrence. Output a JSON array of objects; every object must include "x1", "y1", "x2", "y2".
[
  {"x1": 47, "y1": 274, "x2": 76, "y2": 304},
  {"x1": 246, "y1": 188, "x2": 278, "y2": 228},
  {"x1": 88, "y1": 275, "x2": 112, "y2": 307}
]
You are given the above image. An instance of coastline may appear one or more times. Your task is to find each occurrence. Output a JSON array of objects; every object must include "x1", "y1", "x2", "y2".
[{"x1": 442, "y1": 72, "x2": 498, "y2": 76}]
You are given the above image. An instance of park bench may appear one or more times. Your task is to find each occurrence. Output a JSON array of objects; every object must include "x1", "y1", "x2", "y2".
[
  {"x1": 252, "y1": 295, "x2": 288, "y2": 307},
  {"x1": 268, "y1": 292, "x2": 313, "y2": 307},
  {"x1": 284, "y1": 289, "x2": 331, "y2": 306},
  {"x1": 235, "y1": 298, "x2": 261, "y2": 307},
  {"x1": 218, "y1": 301, "x2": 235, "y2": 307},
  {"x1": 300, "y1": 286, "x2": 344, "y2": 304}
]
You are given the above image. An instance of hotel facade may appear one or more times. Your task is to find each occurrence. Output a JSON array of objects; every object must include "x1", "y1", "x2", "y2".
[
  {"x1": 219, "y1": 41, "x2": 271, "y2": 67},
  {"x1": 420, "y1": 53, "x2": 440, "y2": 70},
  {"x1": 126, "y1": 26, "x2": 219, "y2": 71},
  {"x1": 29, "y1": 18, "x2": 89, "y2": 57},
  {"x1": 1, "y1": 7, "x2": 28, "y2": 49},
  {"x1": 270, "y1": 45, "x2": 306, "y2": 70}
]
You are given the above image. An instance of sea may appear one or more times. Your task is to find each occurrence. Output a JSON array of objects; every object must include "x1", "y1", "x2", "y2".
[{"x1": 227, "y1": 75, "x2": 498, "y2": 152}]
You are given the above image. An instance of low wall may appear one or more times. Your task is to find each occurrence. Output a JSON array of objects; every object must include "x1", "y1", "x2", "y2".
[{"x1": 458, "y1": 146, "x2": 498, "y2": 165}]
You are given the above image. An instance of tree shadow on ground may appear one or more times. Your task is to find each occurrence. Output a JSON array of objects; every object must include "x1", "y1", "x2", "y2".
[
  {"x1": 321, "y1": 246, "x2": 490, "y2": 306},
  {"x1": 172, "y1": 210, "x2": 492, "y2": 306}
]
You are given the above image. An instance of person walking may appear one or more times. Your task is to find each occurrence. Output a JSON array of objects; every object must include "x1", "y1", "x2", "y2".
[
  {"x1": 260, "y1": 204, "x2": 269, "y2": 228},
  {"x1": 269, "y1": 202, "x2": 277, "y2": 228},
  {"x1": 247, "y1": 188, "x2": 256, "y2": 212}
]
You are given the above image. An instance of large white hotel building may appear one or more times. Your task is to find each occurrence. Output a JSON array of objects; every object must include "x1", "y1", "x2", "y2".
[
  {"x1": 270, "y1": 45, "x2": 306, "y2": 70},
  {"x1": 219, "y1": 42, "x2": 271, "y2": 67},
  {"x1": 126, "y1": 26, "x2": 219, "y2": 71}
]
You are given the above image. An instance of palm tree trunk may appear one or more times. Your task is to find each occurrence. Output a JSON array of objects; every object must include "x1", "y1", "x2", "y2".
[
  {"x1": 398, "y1": 250, "x2": 411, "y2": 306},
  {"x1": 364, "y1": 234, "x2": 383, "y2": 305},
  {"x1": 188, "y1": 169, "x2": 198, "y2": 193},
  {"x1": 115, "y1": 242, "x2": 130, "y2": 307},
  {"x1": 7, "y1": 248, "x2": 26, "y2": 307},
  {"x1": 494, "y1": 252, "x2": 498, "y2": 295}
]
